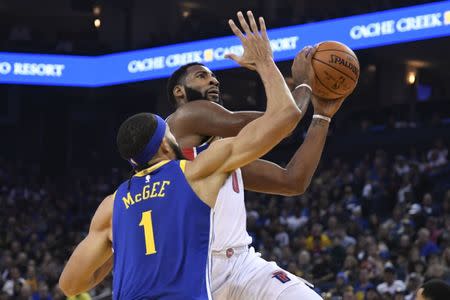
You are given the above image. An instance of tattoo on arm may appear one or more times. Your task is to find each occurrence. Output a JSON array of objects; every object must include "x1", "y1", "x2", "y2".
[{"x1": 292, "y1": 86, "x2": 311, "y2": 112}]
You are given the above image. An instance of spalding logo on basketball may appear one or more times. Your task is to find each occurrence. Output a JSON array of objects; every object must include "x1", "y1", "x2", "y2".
[{"x1": 311, "y1": 41, "x2": 360, "y2": 99}]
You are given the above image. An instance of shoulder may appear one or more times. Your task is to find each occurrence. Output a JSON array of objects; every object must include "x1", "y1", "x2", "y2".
[
  {"x1": 99, "y1": 194, "x2": 115, "y2": 218},
  {"x1": 115, "y1": 180, "x2": 129, "y2": 194},
  {"x1": 90, "y1": 194, "x2": 115, "y2": 231}
]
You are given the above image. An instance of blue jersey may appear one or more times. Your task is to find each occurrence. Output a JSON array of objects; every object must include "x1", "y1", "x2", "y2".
[{"x1": 112, "y1": 160, "x2": 212, "y2": 300}]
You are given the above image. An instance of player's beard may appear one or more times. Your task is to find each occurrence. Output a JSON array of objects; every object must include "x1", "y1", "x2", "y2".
[
  {"x1": 185, "y1": 86, "x2": 222, "y2": 105},
  {"x1": 168, "y1": 139, "x2": 185, "y2": 160}
]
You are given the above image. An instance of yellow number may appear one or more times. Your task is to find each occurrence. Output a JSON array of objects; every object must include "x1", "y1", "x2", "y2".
[{"x1": 139, "y1": 210, "x2": 157, "y2": 255}]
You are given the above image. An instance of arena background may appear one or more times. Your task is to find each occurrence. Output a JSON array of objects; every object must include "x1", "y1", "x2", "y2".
[{"x1": 0, "y1": 0, "x2": 449, "y2": 299}]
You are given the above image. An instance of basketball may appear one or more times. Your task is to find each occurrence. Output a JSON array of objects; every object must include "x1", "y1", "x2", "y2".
[{"x1": 311, "y1": 41, "x2": 360, "y2": 99}]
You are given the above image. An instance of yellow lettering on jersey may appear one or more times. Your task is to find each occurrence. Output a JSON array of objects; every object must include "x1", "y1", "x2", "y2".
[
  {"x1": 140, "y1": 210, "x2": 157, "y2": 255},
  {"x1": 158, "y1": 181, "x2": 170, "y2": 197},
  {"x1": 135, "y1": 193, "x2": 142, "y2": 203},
  {"x1": 122, "y1": 181, "x2": 171, "y2": 209},
  {"x1": 150, "y1": 182, "x2": 160, "y2": 198},
  {"x1": 122, "y1": 192, "x2": 135, "y2": 209},
  {"x1": 143, "y1": 185, "x2": 150, "y2": 199}
]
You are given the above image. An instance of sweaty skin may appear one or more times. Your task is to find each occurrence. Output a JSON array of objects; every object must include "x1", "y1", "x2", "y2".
[{"x1": 168, "y1": 47, "x2": 346, "y2": 196}]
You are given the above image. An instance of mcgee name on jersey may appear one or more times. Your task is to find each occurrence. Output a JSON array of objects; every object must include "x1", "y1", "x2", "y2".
[{"x1": 122, "y1": 180, "x2": 171, "y2": 209}]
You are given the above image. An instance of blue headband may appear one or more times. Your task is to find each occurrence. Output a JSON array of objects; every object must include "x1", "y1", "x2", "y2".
[{"x1": 129, "y1": 115, "x2": 166, "y2": 168}]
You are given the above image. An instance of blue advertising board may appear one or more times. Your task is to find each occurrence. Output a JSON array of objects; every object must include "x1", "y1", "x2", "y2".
[{"x1": 1, "y1": 1, "x2": 450, "y2": 87}]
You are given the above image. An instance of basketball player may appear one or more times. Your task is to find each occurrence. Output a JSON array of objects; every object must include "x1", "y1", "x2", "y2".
[
  {"x1": 59, "y1": 11, "x2": 303, "y2": 299},
  {"x1": 416, "y1": 279, "x2": 450, "y2": 300},
  {"x1": 166, "y1": 15, "x2": 346, "y2": 300}
]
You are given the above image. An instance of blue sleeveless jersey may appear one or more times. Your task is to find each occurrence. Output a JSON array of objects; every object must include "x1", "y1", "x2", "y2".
[{"x1": 112, "y1": 160, "x2": 212, "y2": 300}]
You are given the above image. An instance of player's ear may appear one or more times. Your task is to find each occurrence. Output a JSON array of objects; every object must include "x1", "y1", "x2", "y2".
[
  {"x1": 160, "y1": 138, "x2": 171, "y2": 155},
  {"x1": 173, "y1": 85, "x2": 186, "y2": 105},
  {"x1": 159, "y1": 137, "x2": 174, "y2": 159}
]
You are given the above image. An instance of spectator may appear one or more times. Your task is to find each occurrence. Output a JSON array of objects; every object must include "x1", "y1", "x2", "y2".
[
  {"x1": 365, "y1": 286, "x2": 382, "y2": 300},
  {"x1": 342, "y1": 285, "x2": 356, "y2": 300},
  {"x1": 394, "y1": 156, "x2": 411, "y2": 177},
  {"x1": 415, "y1": 228, "x2": 440, "y2": 258},
  {"x1": 297, "y1": 250, "x2": 313, "y2": 281},
  {"x1": 427, "y1": 139, "x2": 448, "y2": 166},
  {"x1": 405, "y1": 272, "x2": 423, "y2": 300},
  {"x1": 376, "y1": 263, "x2": 406, "y2": 296},
  {"x1": 306, "y1": 223, "x2": 332, "y2": 254},
  {"x1": 394, "y1": 288, "x2": 407, "y2": 300},
  {"x1": 421, "y1": 194, "x2": 438, "y2": 217},
  {"x1": 354, "y1": 268, "x2": 374, "y2": 300},
  {"x1": 32, "y1": 281, "x2": 52, "y2": 300},
  {"x1": 2, "y1": 267, "x2": 28, "y2": 297},
  {"x1": 329, "y1": 271, "x2": 348, "y2": 298}
]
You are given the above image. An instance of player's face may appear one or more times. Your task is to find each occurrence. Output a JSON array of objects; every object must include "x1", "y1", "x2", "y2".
[{"x1": 184, "y1": 65, "x2": 221, "y2": 104}]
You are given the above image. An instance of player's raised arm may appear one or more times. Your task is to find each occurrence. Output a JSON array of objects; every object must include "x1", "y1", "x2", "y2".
[
  {"x1": 166, "y1": 45, "x2": 314, "y2": 144},
  {"x1": 167, "y1": 85, "x2": 311, "y2": 142},
  {"x1": 185, "y1": 11, "x2": 301, "y2": 190},
  {"x1": 242, "y1": 47, "x2": 347, "y2": 196},
  {"x1": 167, "y1": 100, "x2": 263, "y2": 140},
  {"x1": 242, "y1": 94, "x2": 345, "y2": 196}
]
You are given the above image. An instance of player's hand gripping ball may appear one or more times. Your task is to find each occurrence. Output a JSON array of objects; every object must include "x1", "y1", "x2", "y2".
[{"x1": 311, "y1": 41, "x2": 360, "y2": 99}]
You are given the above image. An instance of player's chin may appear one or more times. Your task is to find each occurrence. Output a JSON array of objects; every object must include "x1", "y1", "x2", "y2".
[{"x1": 207, "y1": 94, "x2": 220, "y2": 103}]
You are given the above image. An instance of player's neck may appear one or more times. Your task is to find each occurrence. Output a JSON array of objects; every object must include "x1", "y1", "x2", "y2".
[{"x1": 146, "y1": 153, "x2": 174, "y2": 167}]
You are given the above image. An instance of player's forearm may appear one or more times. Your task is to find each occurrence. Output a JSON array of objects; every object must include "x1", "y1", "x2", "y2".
[
  {"x1": 236, "y1": 60, "x2": 302, "y2": 155},
  {"x1": 242, "y1": 160, "x2": 297, "y2": 195},
  {"x1": 257, "y1": 60, "x2": 299, "y2": 114},
  {"x1": 60, "y1": 271, "x2": 94, "y2": 297},
  {"x1": 284, "y1": 118, "x2": 329, "y2": 193},
  {"x1": 241, "y1": 87, "x2": 312, "y2": 194},
  {"x1": 218, "y1": 61, "x2": 301, "y2": 172},
  {"x1": 90, "y1": 257, "x2": 113, "y2": 289},
  {"x1": 60, "y1": 259, "x2": 112, "y2": 297},
  {"x1": 59, "y1": 229, "x2": 113, "y2": 297}
]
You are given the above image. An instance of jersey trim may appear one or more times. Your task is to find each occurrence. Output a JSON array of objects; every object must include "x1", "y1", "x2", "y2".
[
  {"x1": 182, "y1": 147, "x2": 196, "y2": 160},
  {"x1": 202, "y1": 136, "x2": 216, "y2": 145},
  {"x1": 111, "y1": 190, "x2": 117, "y2": 252},
  {"x1": 179, "y1": 160, "x2": 187, "y2": 173},
  {"x1": 181, "y1": 137, "x2": 217, "y2": 161},
  {"x1": 205, "y1": 210, "x2": 214, "y2": 300},
  {"x1": 134, "y1": 160, "x2": 170, "y2": 177}
]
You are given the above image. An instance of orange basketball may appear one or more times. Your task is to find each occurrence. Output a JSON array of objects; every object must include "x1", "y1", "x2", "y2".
[{"x1": 311, "y1": 41, "x2": 360, "y2": 99}]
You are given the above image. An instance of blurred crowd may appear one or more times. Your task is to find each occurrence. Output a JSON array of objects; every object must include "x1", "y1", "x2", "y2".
[
  {"x1": 0, "y1": 160, "x2": 120, "y2": 300},
  {"x1": 0, "y1": 128, "x2": 448, "y2": 299},
  {"x1": 246, "y1": 139, "x2": 449, "y2": 300}
]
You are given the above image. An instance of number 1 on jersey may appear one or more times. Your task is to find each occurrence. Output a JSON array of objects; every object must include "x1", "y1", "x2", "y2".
[{"x1": 139, "y1": 210, "x2": 157, "y2": 255}]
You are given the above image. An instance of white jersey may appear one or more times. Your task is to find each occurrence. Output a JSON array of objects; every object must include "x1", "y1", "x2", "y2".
[
  {"x1": 183, "y1": 142, "x2": 321, "y2": 300},
  {"x1": 182, "y1": 142, "x2": 252, "y2": 251},
  {"x1": 211, "y1": 168, "x2": 252, "y2": 251}
]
